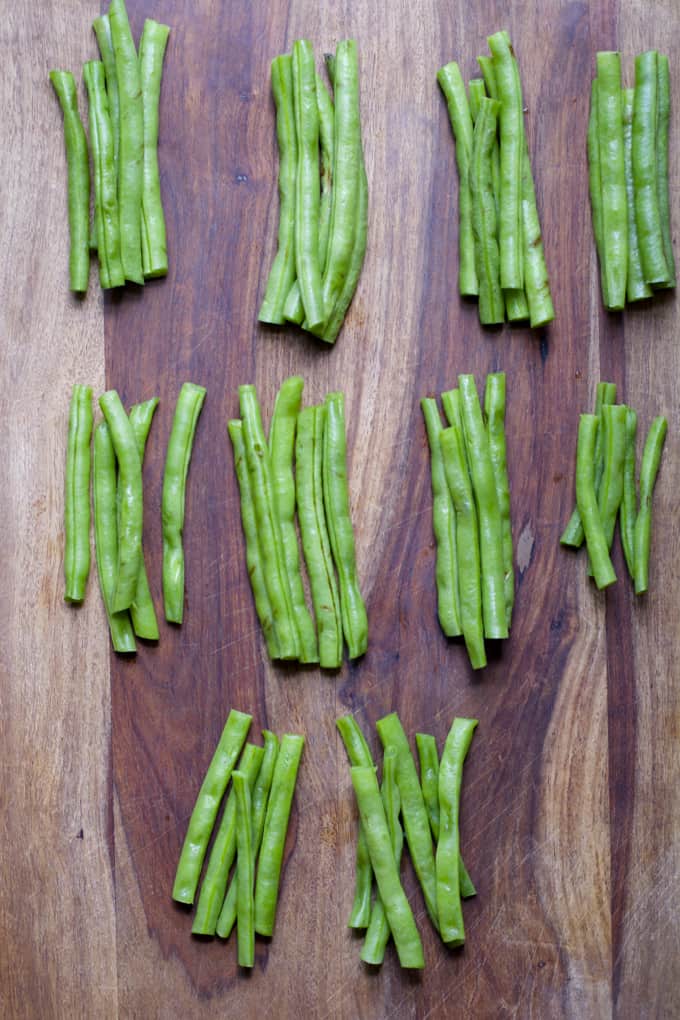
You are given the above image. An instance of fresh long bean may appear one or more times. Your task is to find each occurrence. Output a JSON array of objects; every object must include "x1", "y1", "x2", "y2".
[
  {"x1": 484, "y1": 373, "x2": 514, "y2": 628},
  {"x1": 49, "y1": 70, "x2": 90, "y2": 292},
  {"x1": 233, "y1": 771, "x2": 256, "y2": 967},
  {"x1": 515, "y1": 85, "x2": 554, "y2": 324},
  {"x1": 336, "y1": 715, "x2": 374, "y2": 929},
  {"x1": 436, "y1": 717, "x2": 477, "y2": 945},
  {"x1": 64, "y1": 385, "x2": 93, "y2": 602},
  {"x1": 620, "y1": 407, "x2": 638, "y2": 579},
  {"x1": 596, "y1": 403, "x2": 627, "y2": 550},
  {"x1": 470, "y1": 97, "x2": 504, "y2": 325},
  {"x1": 623, "y1": 88, "x2": 653, "y2": 302},
  {"x1": 634, "y1": 416, "x2": 667, "y2": 595},
  {"x1": 596, "y1": 52, "x2": 627, "y2": 309},
  {"x1": 172, "y1": 709, "x2": 252, "y2": 905},
  {"x1": 254, "y1": 733, "x2": 305, "y2": 937},
  {"x1": 162, "y1": 382, "x2": 206, "y2": 624},
  {"x1": 656, "y1": 55, "x2": 676, "y2": 288},
  {"x1": 292, "y1": 40, "x2": 324, "y2": 330},
  {"x1": 488, "y1": 31, "x2": 523, "y2": 291},
  {"x1": 467, "y1": 78, "x2": 487, "y2": 123},
  {"x1": 317, "y1": 74, "x2": 335, "y2": 273},
  {"x1": 92, "y1": 15, "x2": 119, "y2": 169},
  {"x1": 560, "y1": 382, "x2": 617, "y2": 547},
  {"x1": 128, "y1": 398, "x2": 159, "y2": 640},
  {"x1": 139, "y1": 19, "x2": 170, "y2": 279},
  {"x1": 295, "y1": 406, "x2": 342, "y2": 668},
  {"x1": 588, "y1": 79, "x2": 608, "y2": 307},
  {"x1": 633, "y1": 51, "x2": 670, "y2": 286},
  {"x1": 322, "y1": 393, "x2": 368, "y2": 659},
  {"x1": 83, "y1": 60, "x2": 124, "y2": 290},
  {"x1": 360, "y1": 746, "x2": 403, "y2": 966},
  {"x1": 575, "y1": 414, "x2": 616, "y2": 589}
]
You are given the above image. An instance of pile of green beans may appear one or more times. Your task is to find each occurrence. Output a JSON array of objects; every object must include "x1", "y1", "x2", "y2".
[
  {"x1": 50, "y1": 0, "x2": 170, "y2": 293},
  {"x1": 560, "y1": 381, "x2": 668, "y2": 592},
  {"x1": 438, "y1": 31, "x2": 554, "y2": 328},
  {"x1": 589, "y1": 50, "x2": 675, "y2": 310},
  {"x1": 259, "y1": 40, "x2": 367, "y2": 344},
  {"x1": 338, "y1": 712, "x2": 478, "y2": 969},
  {"x1": 172, "y1": 709, "x2": 304, "y2": 967},
  {"x1": 228, "y1": 377, "x2": 368, "y2": 667},
  {"x1": 421, "y1": 372, "x2": 514, "y2": 670}
]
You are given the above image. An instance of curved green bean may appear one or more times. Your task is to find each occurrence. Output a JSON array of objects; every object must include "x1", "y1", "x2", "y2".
[
  {"x1": 634, "y1": 416, "x2": 667, "y2": 595},
  {"x1": 64, "y1": 385, "x2": 93, "y2": 602},
  {"x1": 623, "y1": 89, "x2": 652, "y2": 302},
  {"x1": 633, "y1": 51, "x2": 670, "y2": 286},
  {"x1": 172, "y1": 708, "x2": 252, "y2": 905},
  {"x1": 259, "y1": 55, "x2": 298, "y2": 325},
  {"x1": 292, "y1": 40, "x2": 324, "y2": 331},
  {"x1": 436, "y1": 717, "x2": 477, "y2": 945},
  {"x1": 576, "y1": 414, "x2": 616, "y2": 589},
  {"x1": 596, "y1": 52, "x2": 627, "y2": 309},
  {"x1": 437, "y1": 62, "x2": 478, "y2": 297},
  {"x1": 588, "y1": 79, "x2": 608, "y2": 307},
  {"x1": 471, "y1": 97, "x2": 504, "y2": 325},
  {"x1": 128, "y1": 398, "x2": 159, "y2": 639},
  {"x1": 295, "y1": 406, "x2": 342, "y2": 668},
  {"x1": 83, "y1": 60, "x2": 124, "y2": 290},
  {"x1": 488, "y1": 32, "x2": 523, "y2": 290},
  {"x1": 620, "y1": 406, "x2": 638, "y2": 579},
  {"x1": 109, "y1": 0, "x2": 144, "y2": 285},
  {"x1": 269, "y1": 377, "x2": 318, "y2": 662},
  {"x1": 233, "y1": 771, "x2": 255, "y2": 967},
  {"x1": 656, "y1": 55, "x2": 676, "y2": 288},
  {"x1": 360, "y1": 746, "x2": 403, "y2": 966},
  {"x1": 484, "y1": 373, "x2": 514, "y2": 627},
  {"x1": 140, "y1": 19, "x2": 170, "y2": 279},
  {"x1": 336, "y1": 715, "x2": 374, "y2": 929},
  {"x1": 162, "y1": 382, "x2": 206, "y2": 624},
  {"x1": 99, "y1": 390, "x2": 143, "y2": 612},
  {"x1": 322, "y1": 393, "x2": 368, "y2": 659},
  {"x1": 49, "y1": 70, "x2": 90, "y2": 293},
  {"x1": 92, "y1": 15, "x2": 119, "y2": 169},
  {"x1": 421, "y1": 397, "x2": 461, "y2": 637},
  {"x1": 561, "y1": 382, "x2": 617, "y2": 548},
  {"x1": 254, "y1": 733, "x2": 304, "y2": 937}
]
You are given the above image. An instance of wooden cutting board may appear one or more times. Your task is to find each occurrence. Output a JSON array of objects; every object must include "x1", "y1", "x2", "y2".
[{"x1": 3, "y1": 0, "x2": 679, "y2": 1017}]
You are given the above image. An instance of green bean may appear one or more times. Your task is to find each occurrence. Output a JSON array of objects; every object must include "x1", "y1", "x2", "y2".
[
  {"x1": 139, "y1": 19, "x2": 170, "y2": 279},
  {"x1": 634, "y1": 416, "x2": 667, "y2": 595},
  {"x1": 471, "y1": 97, "x2": 504, "y2": 325},
  {"x1": 216, "y1": 730, "x2": 279, "y2": 940},
  {"x1": 128, "y1": 398, "x2": 159, "y2": 640},
  {"x1": 459, "y1": 375, "x2": 507, "y2": 639},
  {"x1": 360, "y1": 746, "x2": 403, "y2": 966},
  {"x1": 49, "y1": 70, "x2": 90, "y2": 293},
  {"x1": 64, "y1": 385, "x2": 93, "y2": 602},
  {"x1": 596, "y1": 403, "x2": 627, "y2": 551},
  {"x1": 350, "y1": 765, "x2": 424, "y2": 969},
  {"x1": 575, "y1": 414, "x2": 616, "y2": 590},
  {"x1": 336, "y1": 715, "x2": 375, "y2": 929},
  {"x1": 633, "y1": 51, "x2": 670, "y2": 286},
  {"x1": 588, "y1": 79, "x2": 609, "y2": 307},
  {"x1": 259, "y1": 55, "x2": 298, "y2": 325},
  {"x1": 488, "y1": 32, "x2": 523, "y2": 290},
  {"x1": 440, "y1": 423, "x2": 486, "y2": 671},
  {"x1": 656, "y1": 55, "x2": 676, "y2": 288},
  {"x1": 436, "y1": 717, "x2": 477, "y2": 945},
  {"x1": 622, "y1": 89, "x2": 653, "y2": 302},
  {"x1": 228, "y1": 420, "x2": 279, "y2": 659},
  {"x1": 596, "y1": 52, "x2": 627, "y2": 309},
  {"x1": 268, "y1": 377, "x2": 318, "y2": 662},
  {"x1": 240, "y1": 385, "x2": 299, "y2": 659},
  {"x1": 295, "y1": 406, "x2": 342, "y2": 668},
  {"x1": 92, "y1": 423, "x2": 136, "y2": 653},
  {"x1": 109, "y1": 0, "x2": 144, "y2": 285},
  {"x1": 376, "y1": 712, "x2": 438, "y2": 931},
  {"x1": 560, "y1": 382, "x2": 617, "y2": 548},
  {"x1": 415, "y1": 732, "x2": 440, "y2": 841},
  {"x1": 98, "y1": 390, "x2": 143, "y2": 612},
  {"x1": 515, "y1": 81, "x2": 553, "y2": 325},
  {"x1": 172, "y1": 709, "x2": 252, "y2": 905},
  {"x1": 83, "y1": 61, "x2": 125, "y2": 290},
  {"x1": 322, "y1": 393, "x2": 368, "y2": 659},
  {"x1": 162, "y1": 382, "x2": 206, "y2": 624},
  {"x1": 254, "y1": 733, "x2": 305, "y2": 936},
  {"x1": 437, "y1": 62, "x2": 478, "y2": 297},
  {"x1": 484, "y1": 373, "x2": 514, "y2": 627},
  {"x1": 620, "y1": 407, "x2": 638, "y2": 580},
  {"x1": 421, "y1": 397, "x2": 462, "y2": 637},
  {"x1": 291, "y1": 40, "x2": 324, "y2": 330},
  {"x1": 92, "y1": 15, "x2": 119, "y2": 170},
  {"x1": 232, "y1": 771, "x2": 256, "y2": 967},
  {"x1": 467, "y1": 78, "x2": 487, "y2": 123},
  {"x1": 192, "y1": 743, "x2": 263, "y2": 936}
]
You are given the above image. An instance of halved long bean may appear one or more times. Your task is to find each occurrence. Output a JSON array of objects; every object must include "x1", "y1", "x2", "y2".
[
  {"x1": 470, "y1": 97, "x2": 504, "y2": 325},
  {"x1": 139, "y1": 18, "x2": 170, "y2": 279},
  {"x1": 560, "y1": 382, "x2": 617, "y2": 548},
  {"x1": 316, "y1": 74, "x2": 335, "y2": 273},
  {"x1": 64, "y1": 385, "x2": 93, "y2": 602},
  {"x1": 633, "y1": 51, "x2": 670, "y2": 286},
  {"x1": 92, "y1": 15, "x2": 119, "y2": 169},
  {"x1": 436, "y1": 717, "x2": 477, "y2": 945},
  {"x1": 233, "y1": 771, "x2": 256, "y2": 967},
  {"x1": 49, "y1": 70, "x2": 90, "y2": 293},
  {"x1": 172, "y1": 709, "x2": 252, "y2": 905},
  {"x1": 656, "y1": 55, "x2": 676, "y2": 288},
  {"x1": 588, "y1": 79, "x2": 608, "y2": 307},
  {"x1": 517, "y1": 100, "x2": 554, "y2": 325},
  {"x1": 620, "y1": 407, "x2": 638, "y2": 580},
  {"x1": 623, "y1": 88, "x2": 653, "y2": 302},
  {"x1": 292, "y1": 40, "x2": 324, "y2": 330},
  {"x1": 575, "y1": 414, "x2": 616, "y2": 590},
  {"x1": 128, "y1": 398, "x2": 159, "y2": 640},
  {"x1": 336, "y1": 715, "x2": 374, "y2": 929},
  {"x1": 254, "y1": 733, "x2": 305, "y2": 937},
  {"x1": 162, "y1": 382, "x2": 206, "y2": 624},
  {"x1": 634, "y1": 416, "x2": 667, "y2": 595},
  {"x1": 484, "y1": 373, "x2": 514, "y2": 628},
  {"x1": 360, "y1": 746, "x2": 403, "y2": 966},
  {"x1": 596, "y1": 52, "x2": 627, "y2": 309},
  {"x1": 83, "y1": 60, "x2": 124, "y2": 289},
  {"x1": 596, "y1": 403, "x2": 627, "y2": 550},
  {"x1": 467, "y1": 77, "x2": 487, "y2": 123},
  {"x1": 488, "y1": 31, "x2": 523, "y2": 290}
]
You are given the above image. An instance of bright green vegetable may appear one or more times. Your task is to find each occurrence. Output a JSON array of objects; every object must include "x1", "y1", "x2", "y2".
[
  {"x1": 172, "y1": 709, "x2": 252, "y2": 905},
  {"x1": 292, "y1": 40, "x2": 324, "y2": 331},
  {"x1": 634, "y1": 416, "x2": 667, "y2": 594},
  {"x1": 467, "y1": 77, "x2": 487, "y2": 123},
  {"x1": 254, "y1": 733, "x2": 305, "y2": 936},
  {"x1": 560, "y1": 382, "x2": 617, "y2": 548},
  {"x1": 620, "y1": 406, "x2": 638, "y2": 579},
  {"x1": 623, "y1": 88, "x2": 653, "y2": 302},
  {"x1": 128, "y1": 398, "x2": 159, "y2": 640},
  {"x1": 596, "y1": 52, "x2": 627, "y2": 309},
  {"x1": 92, "y1": 15, "x2": 120, "y2": 169},
  {"x1": 360, "y1": 746, "x2": 403, "y2": 966},
  {"x1": 484, "y1": 373, "x2": 514, "y2": 628},
  {"x1": 575, "y1": 414, "x2": 616, "y2": 590},
  {"x1": 470, "y1": 97, "x2": 504, "y2": 325},
  {"x1": 436, "y1": 717, "x2": 477, "y2": 945},
  {"x1": 336, "y1": 715, "x2": 374, "y2": 929},
  {"x1": 233, "y1": 771, "x2": 256, "y2": 967},
  {"x1": 488, "y1": 31, "x2": 523, "y2": 291},
  {"x1": 317, "y1": 74, "x2": 335, "y2": 272},
  {"x1": 162, "y1": 382, "x2": 206, "y2": 624},
  {"x1": 633, "y1": 51, "x2": 670, "y2": 286},
  {"x1": 588, "y1": 79, "x2": 608, "y2": 307},
  {"x1": 49, "y1": 70, "x2": 90, "y2": 293},
  {"x1": 83, "y1": 60, "x2": 124, "y2": 289},
  {"x1": 139, "y1": 19, "x2": 170, "y2": 279},
  {"x1": 656, "y1": 55, "x2": 676, "y2": 288},
  {"x1": 64, "y1": 385, "x2": 93, "y2": 602},
  {"x1": 596, "y1": 403, "x2": 628, "y2": 551}
]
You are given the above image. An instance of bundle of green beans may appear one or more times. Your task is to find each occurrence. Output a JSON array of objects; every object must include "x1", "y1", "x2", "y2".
[
  {"x1": 172, "y1": 709, "x2": 304, "y2": 966},
  {"x1": 560, "y1": 382, "x2": 668, "y2": 591},
  {"x1": 258, "y1": 40, "x2": 368, "y2": 344},
  {"x1": 421, "y1": 372, "x2": 514, "y2": 670},
  {"x1": 438, "y1": 31, "x2": 554, "y2": 328},
  {"x1": 228, "y1": 377, "x2": 368, "y2": 667},
  {"x1": 50, "y1": 0, "x2": 170, "y2": 293},
  {"x1": 337, "y1": 712, "x2": 478, "y2": 969},
  {"x1": 63, "y1": 381, "x2": 205, "y2": 650},
  {"x1": 589, "y1": 51, "x2": 675, "y2": 310}
]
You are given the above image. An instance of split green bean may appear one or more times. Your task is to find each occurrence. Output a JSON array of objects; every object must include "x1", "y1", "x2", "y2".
[
  {"x1": 561, "y1": 382, "x2": 617, "y2": 548},
  {"x1": 92, "y1": 15, "x2": 119, "y2": 169},
  {"x1": 634, "y1": 416, "x2": 667, "y2": 595},
  {"x1": 575, "y1": 414, "x2": 616, "y2": 590},
  {"x1": 140, "y1": 19, "x2": 170, "y2": 279},
  {"x1": 588, "y1": 79, "x2": 608, "y2": 307},
  {"x1": 488, "y1": 31, "x2": 523, "y2": 290},
  {"x1": 436, "y1": 717, "x2": 477, "y2": 945},
  {"x1": 470, "y1": 97, "x2": 504, "y2": 325},
  {"x1": 467, "y1": 77, "x2": 487, "y2": 123},
  {"x1": 596, "y1": 52, "x2": 627, "y2": 309},
  {"x1": 656, "y1": 55, "x2": 676, "y2": 287},
  {"x1": 64, "y1": 385, "x2": 93, "y2": 602},
  {"x1": 49, "y1": 70, "x2": 90, "y2": 292},
  {"x1": 623, "y1": 88, "x2": 652, "y2": 302},
  {"x1": 317, "y1": 74, "x2": 335, "y2": 273},
  {"x1": 233, "y1": 771, "x2": 256, "y2": 968},
  {"x1": 360, "y1": 746, "x2": 403, "y2": 966},
  {"x1": 484, "y1": 373, "x2": 514, "y2": 628},
  {"x1": 128, "y1": 398, "x2": 159, "y2": 640},
  {"x1": 83, "y1": 60, "x2": 124, "y2": 289},
  {"x1": 596, "y1": 403, "x2": 628, "y2": 551},
  {"x1": 633, "y1": 51, "x2": 670, "y2": 286},
  {"x1": 620, "y1": 407, "x2": 638, "y2": 579},
  {"x1": 336, "y1": 715, "x2": 374, "y2": 929},
  {"x1": 292, "y1": 40, "x2": 324, "y2": 331}
]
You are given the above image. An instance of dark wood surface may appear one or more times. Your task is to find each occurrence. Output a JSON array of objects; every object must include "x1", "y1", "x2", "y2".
[{"x1": 3, "y1": 0, "x2": 679, "y2": 1017}]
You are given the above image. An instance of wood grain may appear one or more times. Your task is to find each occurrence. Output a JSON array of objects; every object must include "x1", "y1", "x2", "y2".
[{"x1": 2, "y1": 0, "x2": 679, "y2": 1017}]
